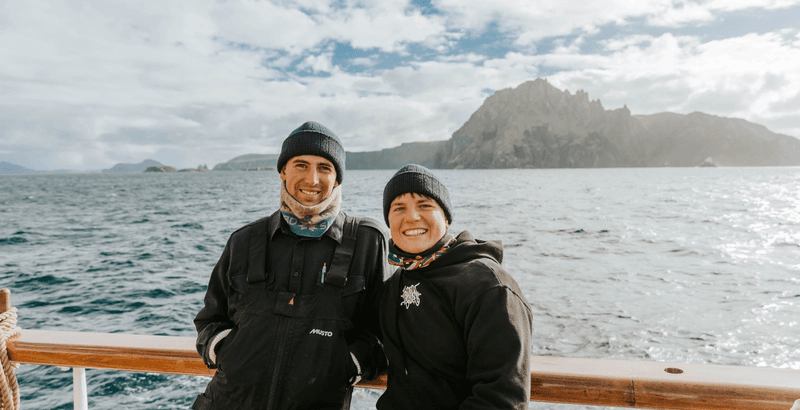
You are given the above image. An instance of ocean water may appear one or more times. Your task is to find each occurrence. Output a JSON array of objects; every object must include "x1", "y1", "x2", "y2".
[{"x1": 1, "y1": 168, "x2": 798, "y2": 409}]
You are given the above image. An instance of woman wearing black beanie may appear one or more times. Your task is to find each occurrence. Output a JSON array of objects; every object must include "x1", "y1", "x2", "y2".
[{"x1": 377, "y1": 164, "x2": 533, "y2": 410}]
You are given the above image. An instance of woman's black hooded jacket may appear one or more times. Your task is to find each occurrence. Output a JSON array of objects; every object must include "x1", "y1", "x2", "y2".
[{"x1": 377, "y1": 230, "x2": 533, "y2": 410}]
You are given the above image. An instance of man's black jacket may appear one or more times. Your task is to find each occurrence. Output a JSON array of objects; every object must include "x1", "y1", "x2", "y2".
[{"x1": 194, "y1": 211, "x2": 389, "y2": 410}]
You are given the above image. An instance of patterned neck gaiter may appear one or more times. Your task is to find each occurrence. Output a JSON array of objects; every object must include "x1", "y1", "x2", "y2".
[
  {"x1": 280, "y1": 182, "x2": 342, "y2": 238},
  {"x1": 388, "y1": 233, "x2": 456, "y2": 270}
]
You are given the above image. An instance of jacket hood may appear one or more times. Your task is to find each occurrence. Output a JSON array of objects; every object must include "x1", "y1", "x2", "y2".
[{"x1": 421, "y1": 230, "x2": 503, "y2": 271}]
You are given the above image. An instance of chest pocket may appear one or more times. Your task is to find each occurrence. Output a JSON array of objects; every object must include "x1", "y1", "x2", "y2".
[
  {"x1": 228, "y1": 274, "x2": 274, "y2": 321},
  {"x1": 340, "y1": 274, "x2": 365, "y2": 317}
]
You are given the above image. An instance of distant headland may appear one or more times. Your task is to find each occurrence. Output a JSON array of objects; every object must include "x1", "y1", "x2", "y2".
[{"x1": 3, "y1": 78, "x2": 799, "y2": 175}]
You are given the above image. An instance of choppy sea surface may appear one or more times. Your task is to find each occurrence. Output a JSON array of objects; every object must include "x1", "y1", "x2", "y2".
[{"x1": 1, "y1": 168, "x2": 798, "y2": 409}]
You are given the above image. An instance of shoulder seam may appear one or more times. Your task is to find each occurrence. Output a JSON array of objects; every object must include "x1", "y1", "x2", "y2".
[
  {"x1": 471, "y1": 284, "x2": 532, "y2": 316},
  {"x1": 468, "y1": 260, "x2": 532, "y2": 314},
  {"x1": 355, "y1": 217, "x2": 387, "y2": 234},
  {"x1": 230, "y1": 215, "x2": 271, "y2": 238}
]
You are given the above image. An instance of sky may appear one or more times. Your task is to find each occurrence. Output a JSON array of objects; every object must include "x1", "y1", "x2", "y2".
[{"x1": 2, "y1": 0, "x2": 800, "y2": 171}]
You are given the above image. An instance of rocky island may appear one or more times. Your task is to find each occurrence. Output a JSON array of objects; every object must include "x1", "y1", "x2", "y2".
[
  {"x1": 144, "y1": 166, "x2": 176, "y2": 172},
  {"x1": 102, "y1": 159, "x2": 166, "y2": 173},
  {"x1": 178, "y1": 165, "x2": 210, "y2": 172}
]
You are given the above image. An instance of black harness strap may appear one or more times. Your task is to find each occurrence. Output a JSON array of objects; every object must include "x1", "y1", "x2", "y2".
[
  {"x1": 325, "y1": 214, "x2": 359, "y2": 288},
  {"x1": 246, "y1": 223, "x2": 268, "y2": 283}
]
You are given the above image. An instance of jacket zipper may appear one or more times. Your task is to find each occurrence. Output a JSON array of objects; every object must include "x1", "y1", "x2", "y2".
[{"x1": 266, "y1": 316, "x2": 289, "y2": 410}]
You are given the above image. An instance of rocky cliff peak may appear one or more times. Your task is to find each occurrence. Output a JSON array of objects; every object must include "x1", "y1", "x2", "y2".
[{"x1": 443, "y1": 78, "x2": 638, "y2": 168}]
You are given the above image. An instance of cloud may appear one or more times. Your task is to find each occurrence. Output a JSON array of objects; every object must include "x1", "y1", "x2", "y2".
[
  {"x1": 436, "y1": 0, "x2": 657, "y2": 42},
  {"x1": 542, "y1": 30, "x2": 800, "y2": 136},
  {"x1": 212, "y1": 0, "x2": 447, "y2": 54},
  {"x1": 322, "y1": 2, "x2": 447, "y2": 52},
  {"x1": 2, "y1": 0, "x2": 800, "y2": 170},
  {"x1": 212, "y1": 1, "x2": 324, "y2": 53},
  {"x1": 646, "y1": 2, "x2": 716, "y2": 26},
  {"x1": 436, "y1": 0, "x2": 800, "y2": 42},
  {"x1": 297, "y1": 53, "x2": 334, "y2": 73}
]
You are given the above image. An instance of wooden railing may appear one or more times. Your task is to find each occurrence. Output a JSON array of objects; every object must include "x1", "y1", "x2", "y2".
[
  {"x1": 3, "y1": 291, "x2": 799, "y2": 409},
  {"x1": 7, "y1": 329, "x2": 800, "y2": 409}
]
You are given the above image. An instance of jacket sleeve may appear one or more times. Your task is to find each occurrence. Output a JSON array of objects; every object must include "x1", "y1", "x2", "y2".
[
  {"x1": 346, "y1": 227, "x2": 392, "y2": 382},
  {"x1": 460, "y1": 285, "x2": 533, "y2": 410},
  {"x1": 194, "y1": 237, "x2": 235, "y2": 369}
]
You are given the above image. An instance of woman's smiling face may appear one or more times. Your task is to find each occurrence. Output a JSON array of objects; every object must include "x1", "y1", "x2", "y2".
[{"x1": 388, "y1": 193, "x2": 448, "y2": 254}]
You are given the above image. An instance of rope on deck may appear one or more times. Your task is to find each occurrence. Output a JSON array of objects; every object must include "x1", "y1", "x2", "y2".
[{"x1": 0, "y1": 307, "x2": 21, "y2": 410}]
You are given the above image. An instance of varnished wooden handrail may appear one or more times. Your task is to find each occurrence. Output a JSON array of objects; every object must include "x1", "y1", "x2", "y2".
[
  {"x1": 6, "y1": 329, "x2": 800, "y2": 409},
  {"x1": 8, "y1": 329, "x2": 214, "y2": 377},
  {"x1": 530, "y1": 356, "x2": 799, "y2": 409}
]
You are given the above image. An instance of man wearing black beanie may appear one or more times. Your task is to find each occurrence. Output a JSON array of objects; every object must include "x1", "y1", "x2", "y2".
[
  {"x1": 193, "y1": 121, "x2": 389, "y2": 410},
  {"x1": 378, "y1": 164, "x2": 533, "y2": 410}
]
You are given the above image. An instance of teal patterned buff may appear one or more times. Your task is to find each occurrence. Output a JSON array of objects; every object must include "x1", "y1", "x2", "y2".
[{"x1": 279, "y1": 182, "x2": 341, "y2": 237}]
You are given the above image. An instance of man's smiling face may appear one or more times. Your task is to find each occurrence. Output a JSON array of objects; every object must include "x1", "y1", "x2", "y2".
[{"x1": 280, "y1": 155, "x2": 338, "y2": 206}]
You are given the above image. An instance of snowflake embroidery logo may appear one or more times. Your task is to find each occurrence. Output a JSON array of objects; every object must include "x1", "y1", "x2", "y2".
[{"x1": 400, "y1": 283, "x2": 421, "y2": 309}]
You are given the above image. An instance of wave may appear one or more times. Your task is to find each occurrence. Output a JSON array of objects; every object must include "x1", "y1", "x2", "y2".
[
  {"x1": 171, "y1": 222, "x2": 204, "y2": 230},
  {"x1": 0, "y1": 237, "x2": 27, "y2": 245}
]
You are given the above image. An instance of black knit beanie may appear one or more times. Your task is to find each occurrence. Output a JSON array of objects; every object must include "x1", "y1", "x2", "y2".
[
  {"x1": 277, "y1": 121, "x2": 345, "y2": 184},
  {"x1": 383, "y1": 164, "x2": 453, "y2": 226}
]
